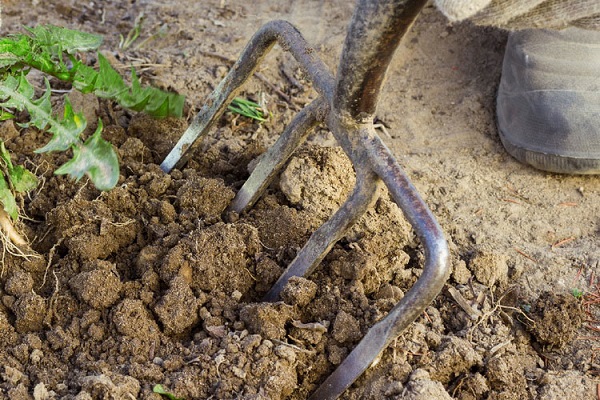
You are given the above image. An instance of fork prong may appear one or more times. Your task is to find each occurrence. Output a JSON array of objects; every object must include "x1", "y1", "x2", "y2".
[
  {"x1": 228, "y1": 97, "x2": 327, "y2": 214},
  {"x1": 262, "y1": 166, "x2": 381, "y2": 302},
  {"x1": 308, "y1": 128, "x2": 449, "y2": 400},
  {"x1": 160, "y1": 20, "x2": 335, "y2": 173}
]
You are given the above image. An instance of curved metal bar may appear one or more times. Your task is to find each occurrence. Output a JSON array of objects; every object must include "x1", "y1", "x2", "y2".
[
  {"x1": 262, "y1": 166, "x2": 382, "y2": 302},
  {"x1": 308, "y1": 126, "x2": 449, "y2": 400},
  {"x1": 228, "y1": 97, "x2": 327, "y2": 214},
  {"x1": 160, "y1": 20, "x2": 335, "y2": 172}
]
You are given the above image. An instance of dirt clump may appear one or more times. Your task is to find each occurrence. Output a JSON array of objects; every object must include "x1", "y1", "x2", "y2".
[
  {"x1": 1, "y1": 1, "x2": 599, "y2": 399},
  {"x1": 525, "y1": 291, "x2": 584, "y2": 348}
]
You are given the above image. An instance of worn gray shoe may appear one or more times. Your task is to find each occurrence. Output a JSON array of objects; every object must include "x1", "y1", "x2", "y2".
[{"x1": 497, "y1": 28, "x2": 600, "y2": 174}]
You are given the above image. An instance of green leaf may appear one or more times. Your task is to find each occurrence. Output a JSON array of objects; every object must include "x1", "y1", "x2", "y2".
[
  {"x1": 54, "y1": 120, "x2": 119, "y2": 191},
  {"x1": 228, "y1": 97, "x2": 267, "y2": 121},
  {"x1": 0, "y1": 175, "x2": 18, "y2": 220},
  {"x1": 35, "y1": 96, "x2": 86, "y2": 153},
  {"x1": 152, "y1": 384, "x2": 184, "y2": 400},
  {"x1": 0, "y1": 75, "x2": 53, "y2": 131},
  {"x1": 0, "y1": 110, "x2": 15, "y2": 121},
  {"x1": 25, "y1": 25, "x2": 103, "y2": 54},
  {"x1": 10, "y1": 165, "x2": 38, "y2": 193},
  {"x1": 0, "y1": 140, "x2": 14, "y2": 170},
  {"x1": 93, "y1": 52, "x2": 128, "y2": 99},
  {"x1": 0, "y1": 140, "x2": 38, "y2": 194}
]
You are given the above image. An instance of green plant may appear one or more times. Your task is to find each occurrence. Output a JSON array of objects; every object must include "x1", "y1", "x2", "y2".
[
  {"x1": 571, "y1": 288, "x2": 584, "y2": 299},
  {"x1": 228, "y1": 97, "x2": 268, "y2": 122},
  {"x1": 0, "y1": 24, "x2": 184, "y2": 190},
  {"x1": 0, "y1": 24, "x2": 185, "y2": 247},
  {"x1": 0, "y1": 140, "x2": 37, "y2": 247},
  {"x1": 119, "y1": 13, "x2": 145, "y2": 50},
  {"x1": 152, "y1": 384, "x2": 184, "y2": 400}
]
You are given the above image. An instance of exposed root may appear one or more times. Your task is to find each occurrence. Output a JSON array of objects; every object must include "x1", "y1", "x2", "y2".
[
  {"x1": 0, "y1": 207, "x2": 40, "y2": 276},
  {"x1": 0, "y1": 207, "x2": 27, "y2": 247}
]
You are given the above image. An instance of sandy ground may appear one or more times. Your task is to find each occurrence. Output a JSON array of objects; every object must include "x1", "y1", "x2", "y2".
[{"x1": 1, "y1": 0, "x2": 599, "y2": 399}]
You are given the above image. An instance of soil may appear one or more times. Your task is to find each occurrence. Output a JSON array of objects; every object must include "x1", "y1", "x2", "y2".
[{"x1": 1, "y1": 1, "x2": 599, "y2": 399}]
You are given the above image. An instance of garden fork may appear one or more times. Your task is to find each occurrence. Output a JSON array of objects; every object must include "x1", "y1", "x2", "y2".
[{"x1": 161, "y1": 0, "x2": 449, "y2": 398}]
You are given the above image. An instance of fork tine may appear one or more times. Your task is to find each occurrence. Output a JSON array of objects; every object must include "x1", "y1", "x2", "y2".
[
  {"x1": 262, "y1": 167, "x2": 381, "y2": 302},
  {"x1": 160, "y1": 20, "x2": 334, "y2": 173},
  {"x1": 228, "y1": 97, "x2": 327, "y2": 214}
]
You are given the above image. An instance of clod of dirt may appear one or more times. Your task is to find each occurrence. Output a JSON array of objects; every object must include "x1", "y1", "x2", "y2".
[
  {"x1": 280, "y1": 276, "x2": 318, "y2": 307},
  {"x1": 176, "y1": 173, "x2": 235, "y2": 223},
  {"x1": 153, "y1": 276, "x2": 200, "y2": 335},
  {"x1": 403, "y1": 369, "x2": 453, "y2": 400},
  {"x1": 78, "y1": 373, "x2": 140, "y2": 399},
  {"x1": 452, "y1": 259, "x2": 472, "y2": 285},
  {"x1": 279, "y1": 146, "x2": 355, "y2": 222},
  {"x1": 459, "y1": 373, "x2": 490, "y2": 400},
  {"x1": 537, "y1": 370, "x2": 597, "y2": 400},
  {"x1": 469, "y1": 250, "x2": 509, "y2": 287},
  {"x1": 118, "y1": 137, "x2": 153, "y2": 167},
  {"x1": 427, "y1": 336, "x2": 483, "y2": 384},
  {"x1": 332, "y1": 310, "x2": 362, "y2": 344},
  {"x1": 525, "y1": 291, "x2": 583, "y2": 348},
  {"x1": 4, "y1": 271, "x2": 34, "y2": 296},
  {"x1": 12, "y1": 293, "x2": 46, "y2": 333},
  {"x1": 249, "y1": 196, "x2": 316, "y2": 250},
  {"x1": 128, "y1": 113, "x2": 189, "y2": 162},
  {"x1": 111, "y1": 299, "x2": 160, "y2": 340},
  {"x1": 485, "y1": 355, "x2": 528, "y2": 398},
  {"x1": 0, "y1": 310, "x2": 17, "y2": 345},
  {"x1": 240, "y1": 302, "x2": 294, "y2": 340},
  {"x1": 161, "y1": 223, "x2": 260, "y2": 295},
  {"x1": 69, "y1": 264, "x2": 122, "y2": 310},
  {"x1": 47, "y1": 200, "x2": 139, "y2": 262},
  {"x1": 254, "y1": 256, "x2": 285, "y2": 293}
]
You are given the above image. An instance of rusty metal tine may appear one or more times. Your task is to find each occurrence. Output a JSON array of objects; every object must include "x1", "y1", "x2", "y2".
[
  {"x1": 160, "y1": 20, "x2": 335, "y2": 173},
  {"x1": 228, "y1": 97, "x2": 327, "y2": 214},
  {"x1": 307, "y1": 1, "x2": 448, "y2": 399},
  {"x1": 262, "y1": 167, "x2": 381, "y2": 302},
  {"x1": 308, "y1": 128, "x2": 449, "y2": 400}
]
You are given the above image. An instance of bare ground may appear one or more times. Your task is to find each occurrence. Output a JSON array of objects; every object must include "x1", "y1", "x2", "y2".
[{"x1": 1, "y1": 0, "x2": 599, "y2": 399}]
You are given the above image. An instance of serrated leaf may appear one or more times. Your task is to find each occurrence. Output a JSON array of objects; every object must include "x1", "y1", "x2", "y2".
[
  {"x1": 93, "y1": 52, "x2": 128, "y2": 99},
  {"x1": 25, "y1": 25, "x2": 103, "y2": 54},
  {"x1": 0, "y1": 175, "x2": 18, "y2": 220},
  {"x1": 54, "y1": 120, "x2": 119, "y2": 191},
  {"x1": 0, "y1": 75, "x2": 54, "y2": 131},
  {"x1": 0, "y1": 140, "x2": 38, "y2": 194},
  {"x1": 72, "y1": 63, "x2": 99, "y2": 94},
  {"x1": 35, "y1": 96, "x2": 86, "y2": 153},
  {"x1": 0, "y1": 140, "x2": 13, "y2": 170}
]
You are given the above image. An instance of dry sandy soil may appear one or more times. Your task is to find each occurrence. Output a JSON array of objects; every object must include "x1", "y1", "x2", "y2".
[{"x1": 1, "y1": 0, "x2": 599, "y2": 399}]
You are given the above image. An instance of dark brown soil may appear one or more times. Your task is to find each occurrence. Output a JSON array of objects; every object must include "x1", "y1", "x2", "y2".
[{"x1": 1, "y1": 1, "x2": 599, "y2": 399}]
